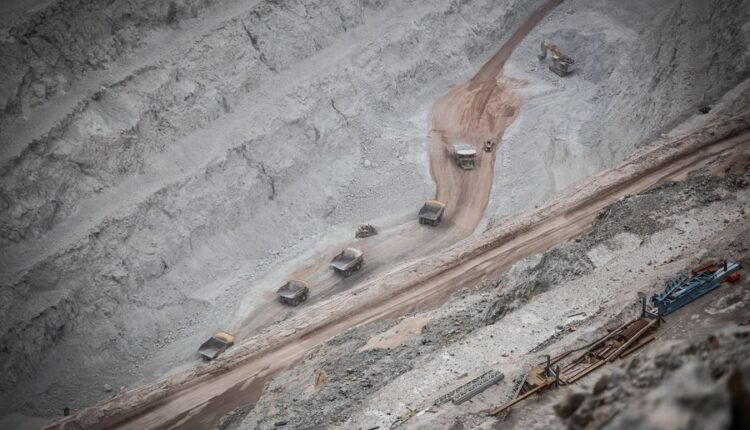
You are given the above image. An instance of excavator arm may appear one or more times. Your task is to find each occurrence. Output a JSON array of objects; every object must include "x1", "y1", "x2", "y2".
[{"x1": 538, "y1": 41, "x2": 563, "y2": 61}]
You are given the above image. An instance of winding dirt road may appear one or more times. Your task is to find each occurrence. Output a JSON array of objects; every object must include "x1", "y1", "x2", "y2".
[
  {"x1": 233, "y1": 0, "x2": 559, "y2": 337},
  {"x1": 234, "y1": 0, "x2": 562, "y2": 338}
]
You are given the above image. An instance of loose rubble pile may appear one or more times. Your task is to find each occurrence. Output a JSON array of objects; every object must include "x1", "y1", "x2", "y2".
[{"x1": 555, "y1": 327, "x2": 750, "y2": 430}]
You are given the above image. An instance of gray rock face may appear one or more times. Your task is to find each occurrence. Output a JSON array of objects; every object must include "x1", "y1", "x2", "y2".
[
  {"x1": 554, "y1": 390, "x2": 587, "y2": 419},
  {"x1": 1, "y1": 0, "x2": 218, "y2": 118},
  {"x1": 605, "y1": 363, "x2": 731, "y2": 430},
  {"x1": 555, "y1": 328, "x2": 750, "y2": 430},
  {"x1": 0, "y1": 0, "x2": 748, "y2": 425}
]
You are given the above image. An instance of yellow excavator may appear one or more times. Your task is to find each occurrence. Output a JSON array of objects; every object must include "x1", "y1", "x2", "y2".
[{"x1": 538, "y1": 41, "x2": 574, "y2": 77}]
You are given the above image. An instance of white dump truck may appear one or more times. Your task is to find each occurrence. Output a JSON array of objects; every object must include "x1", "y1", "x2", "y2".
[{"x1": 453, "y1": 143, "x2": 477, "y2": 169}]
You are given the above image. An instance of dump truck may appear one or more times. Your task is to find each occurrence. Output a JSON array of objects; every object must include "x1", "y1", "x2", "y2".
[
  {"x1": 418, "y1": 200, "x2": 446, "y2": 226},
  {"x1": 453, "y1": 143, "x2": 477, "y2": 169},
  {"x1": 330, "y1": 247, "x2": 364, "y2": 277},
  {"x1": 198, "y1": 331, "x2": 235, "y2": 360},
  {"x1": 276, "y1": 279, "x2": 310, "y2": 306}
]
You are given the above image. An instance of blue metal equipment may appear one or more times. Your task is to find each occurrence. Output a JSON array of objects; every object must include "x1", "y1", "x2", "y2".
[{"x1": 652, "y1": 261, "x2": 742, "y2": 316}]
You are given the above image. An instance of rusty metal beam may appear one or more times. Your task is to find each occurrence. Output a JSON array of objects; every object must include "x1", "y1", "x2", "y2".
[{"x1": 608, "y1": 317, "x2": 659, "y2": 362}]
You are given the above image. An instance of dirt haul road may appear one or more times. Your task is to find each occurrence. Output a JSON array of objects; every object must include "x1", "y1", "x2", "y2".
[
  {"x1": 430, "y1": 0, "x2": 561, "y2": 229},
  {"x1": 233, "y1": 0, "x2": 561, "y2": 337},
  {"x1": 44, "y1": 115, "x2": 750, "y2": 430}
]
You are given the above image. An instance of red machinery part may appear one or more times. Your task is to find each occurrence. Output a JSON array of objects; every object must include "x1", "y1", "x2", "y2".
[{"x1": 726, "y1": 272, "x2": 741, "y2": 283}]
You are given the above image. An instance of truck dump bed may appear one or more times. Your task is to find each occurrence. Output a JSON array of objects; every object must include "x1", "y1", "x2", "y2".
[
  {"x1": 276, "y1": 280, "x2": 309, "y2": 306},
  {"x1": 419, "y1": 200, "x2": 446, "y2": 225},
  {"x1": 453, "y1": 143, "x2": 476, "y2": 156},
  {"x1": 277, "y1": 280, "x2": 307, "y2": 299},
  {"x1": 330, "y1": 248, "x2": 363, "y2": 271},
  {"x1": 198, "y1": 336, "x2": 228, "y2": 360}
]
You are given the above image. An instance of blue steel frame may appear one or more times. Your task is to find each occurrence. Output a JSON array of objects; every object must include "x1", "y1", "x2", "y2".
[{"x1": 652, "y1": 262, "x2": 742, "y2": 316}]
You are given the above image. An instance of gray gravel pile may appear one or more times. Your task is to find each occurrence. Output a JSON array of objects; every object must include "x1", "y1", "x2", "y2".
[
  {"x1": 554, "y1": 327, "x2": 750, "y2": 430},
  {"x1": 586, "y1": 170, "x2": 750, "y2": 247},
  {"x1": 240, "y1": 320, "x2": 418, "y2": 429},
  {"x1": 485, "y1": 167, "x2": 750, "y2": 325},
  {"x1": 482, "y1": 243, "x2": 595, "y2": 325}
]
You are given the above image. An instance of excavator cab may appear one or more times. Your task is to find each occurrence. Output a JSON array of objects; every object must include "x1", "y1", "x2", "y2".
[{"x1": 538, "y1": 41, "x2": 574, "y2": 77}]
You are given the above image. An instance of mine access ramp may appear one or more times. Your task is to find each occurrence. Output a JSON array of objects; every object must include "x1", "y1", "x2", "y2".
[{"x1": 652, "y1": 261, "x2": 742, "y2": 316}]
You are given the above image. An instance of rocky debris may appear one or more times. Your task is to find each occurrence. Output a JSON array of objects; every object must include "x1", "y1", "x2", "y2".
[
  {"x1": 555, "y1": 328, "x2": 750, "y2": 430},
  {"x1": 554, "y1": 390, "x2": 587, "y2": 419},
  {"x1": 356, "y1": 224, "x2": 378, "y2": 238},
  {"x1": 1, "y1": 0, "x2": 219, "y2": 118},
  {"x1": 212, "y1": 404, "x2": 253, "y2": 430},
  {"x1": 609, "y1": 362, "x2": 732, "y2": 430},
  {"x1": 584, "y1": 170, "x2": 750, "y2": 249},
  {"x1": 487, "y1": 0, "x2": 750, "y2": 223},
  {"x1": 482, "y1": 243, "x2": 595, "y2": 325},
  {"x1": 242, "y1": 321, "x2": 423, "y2": 429}
]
